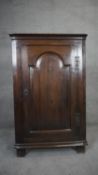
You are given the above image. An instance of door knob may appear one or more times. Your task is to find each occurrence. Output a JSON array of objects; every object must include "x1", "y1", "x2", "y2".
[{"x1": 23, "y1": 88, "x2": 29, "y2": 96}]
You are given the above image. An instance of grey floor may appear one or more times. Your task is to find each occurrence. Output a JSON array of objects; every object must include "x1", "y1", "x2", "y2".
[{"x1": 0, "y1": 125, "x2": 98, "y2": 175}]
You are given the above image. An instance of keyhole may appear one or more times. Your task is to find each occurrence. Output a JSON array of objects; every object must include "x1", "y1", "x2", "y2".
[{"x1": 23, "y1": 88, "x2": 29, "y2": 96}]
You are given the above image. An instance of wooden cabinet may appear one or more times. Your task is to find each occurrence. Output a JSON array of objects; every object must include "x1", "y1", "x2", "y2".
[{"x1": 10, "y1": 34, "x2": 87, "y2": 156}]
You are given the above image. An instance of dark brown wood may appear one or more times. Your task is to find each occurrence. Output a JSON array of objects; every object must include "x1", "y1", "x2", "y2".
[
  {"x1": 10, "y1": 34, "x2": 87, "y2": 156},
  {"x1": 74, "y1": 146, "x2": 86, "y2": 153},
  {"x1": 16, "y1": 149, "x2": 26, "y2": 157}
]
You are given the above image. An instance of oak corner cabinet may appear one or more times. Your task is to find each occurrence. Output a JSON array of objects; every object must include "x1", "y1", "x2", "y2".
[{"x1": 10, "y1": 34, "x2": 87, "y2": 156}]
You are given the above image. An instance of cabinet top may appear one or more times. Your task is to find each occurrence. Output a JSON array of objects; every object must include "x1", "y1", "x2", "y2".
[{"x1": 9, "y1": 33, "x2": 87, "y2": 40}]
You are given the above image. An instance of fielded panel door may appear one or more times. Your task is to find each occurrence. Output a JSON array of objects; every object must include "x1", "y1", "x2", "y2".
[{"x1": 20, "y1": 40, "x2": 84, "y2": 143}]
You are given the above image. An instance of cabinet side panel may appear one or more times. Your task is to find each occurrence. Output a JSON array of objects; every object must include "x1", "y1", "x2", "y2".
[
  {"x1": 82, "y1": 39, "x2": 86, "y2": 140},
  {"x1": 12, "y1": 40, "x2": 24, "y2": 143}
]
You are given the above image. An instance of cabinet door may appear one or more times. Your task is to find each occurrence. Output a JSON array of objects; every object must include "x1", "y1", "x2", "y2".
[{"x1": 21, "y1": 39, "x2": 84, "y2": 143}]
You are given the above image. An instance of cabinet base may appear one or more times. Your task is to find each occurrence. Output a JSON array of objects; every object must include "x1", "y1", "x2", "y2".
[{"x1": 15, "y1": 140, "x2": 87, "y2": 157}]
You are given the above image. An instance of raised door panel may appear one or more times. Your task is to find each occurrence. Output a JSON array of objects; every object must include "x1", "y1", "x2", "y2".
[{"x1": 29, "y1": 52, "x2": 71, "y2": 130}]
